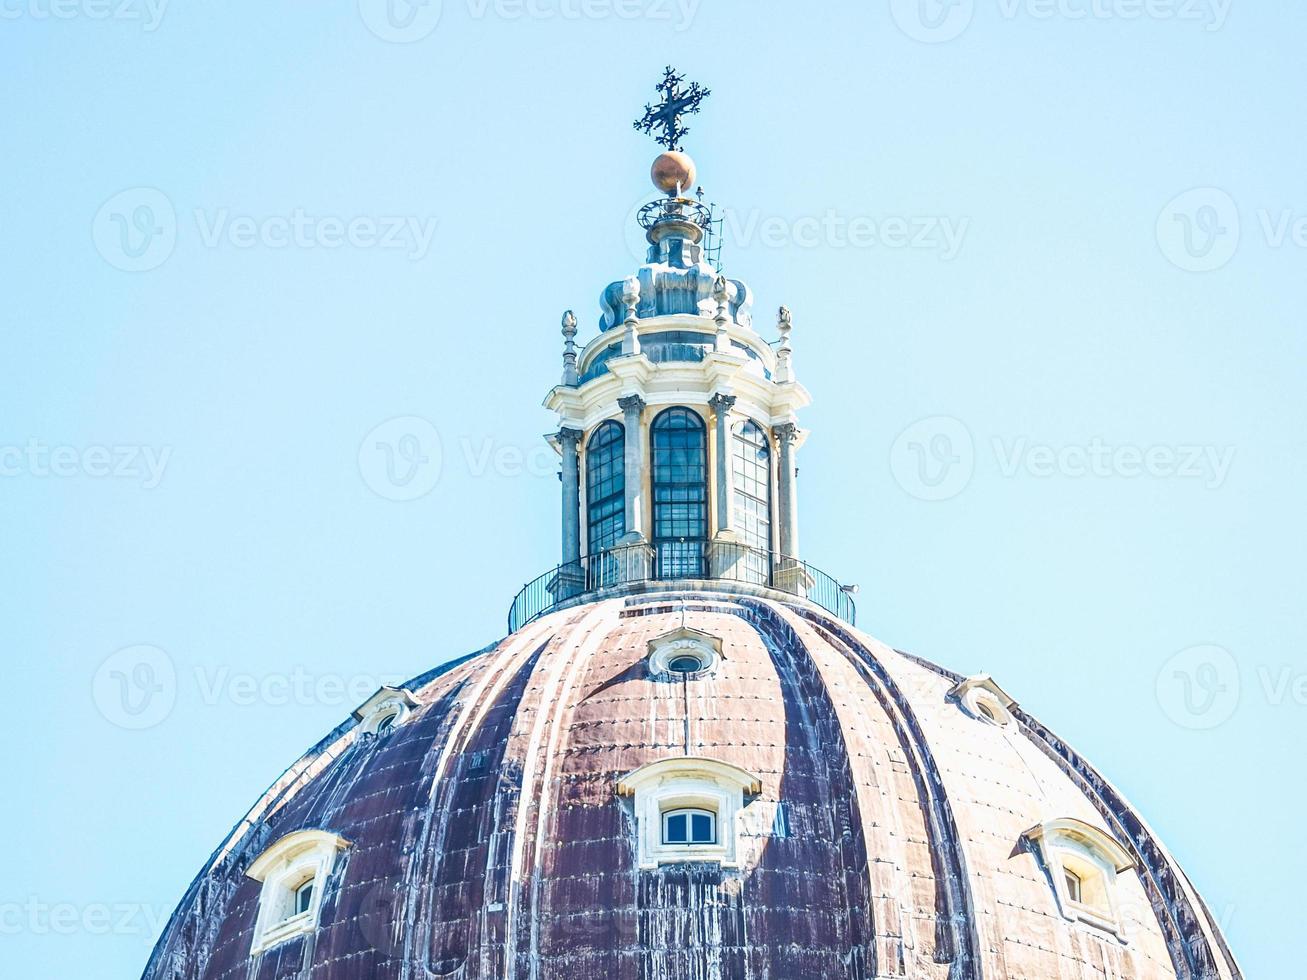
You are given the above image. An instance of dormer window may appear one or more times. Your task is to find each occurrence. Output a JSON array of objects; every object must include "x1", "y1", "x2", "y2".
[
  {"x1": 947, "y1": 674, "x2": 1017, "y2": 727},
  {"x1": 1023, "y1": 818, "x2": 1137, "y2": 940},
  {"x1": 352, "y1": 685, "x2": 419, "y2": 737},
  {"x1": 663, "y1": 807, "x2": 716, "y2": 845},
  {"x1": 246, "y1": 830, "x2": 349, "y2": 955},
  {"x1": 646, "y1": 626, "x2": 723, "y2": 678},
  {"x1": 617, "y1": 756, "x2": 759, "y2": 869}
]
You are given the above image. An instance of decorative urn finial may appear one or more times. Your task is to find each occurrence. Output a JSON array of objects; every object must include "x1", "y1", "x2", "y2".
[
  {"x1": 561, "y1": 309, "x2": 578, "y2": 386},
  {"x1": 776, "y1": 306, "x2": 794, "y2": 383}
]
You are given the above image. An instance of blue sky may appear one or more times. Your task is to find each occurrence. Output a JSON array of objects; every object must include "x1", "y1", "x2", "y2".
[{"x1": 2, "y1": 1, "x2": 1301, "y2": 976}]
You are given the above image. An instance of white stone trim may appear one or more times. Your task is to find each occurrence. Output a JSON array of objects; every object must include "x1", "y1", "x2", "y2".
[
  {"x1": 646, "y1": 626, "x2": 723, "y2": 678},
  {"x1": 246, "y1": 830, "x2": 349, "y2": 955},
  {"x1": 1024, "y1": 818, "x2": 1136, "y2": 941},
  {"x1": 617, "y1": 756, "x2": 760, "y2": 870}
]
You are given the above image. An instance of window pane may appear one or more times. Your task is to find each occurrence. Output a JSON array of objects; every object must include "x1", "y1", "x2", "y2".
[
  {"x1": 732, "y1": 420, "x2": 772, "y2": 583},
  {"x1": 1064, "y1": 869, "x2": 1082, "y2": 903},
  {"x1": 691, "y1": 812, "x2": 714, "y2": 843},
  {"x1": 665, "y1": 813, "x2": 687, "y2": 843},
  {"x1": 295, "y1": 882, "x2": 313, "y2": 915}
]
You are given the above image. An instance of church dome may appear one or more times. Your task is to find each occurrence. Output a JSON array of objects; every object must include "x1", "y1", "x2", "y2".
[
  {"x1": 143, "y1": 591, "x2": 1238, "y2": 979},
  {"x1": 142, "y1": 73, "x2": 1239, "y2": 980}
]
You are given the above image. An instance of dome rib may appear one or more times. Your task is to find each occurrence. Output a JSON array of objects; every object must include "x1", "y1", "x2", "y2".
[{"x1": 785, "y1": 604, "x2": 984, "y2": 979}]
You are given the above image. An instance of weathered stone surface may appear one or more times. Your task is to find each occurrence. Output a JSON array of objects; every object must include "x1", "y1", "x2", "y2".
[{"x1": 142, "y1": 592, "x2": 1239, "y2": 980}]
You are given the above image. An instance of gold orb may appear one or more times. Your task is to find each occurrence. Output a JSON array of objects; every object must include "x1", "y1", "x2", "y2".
[{"x1": 651, "y1": 151, "x2": 697, "y2": 196}]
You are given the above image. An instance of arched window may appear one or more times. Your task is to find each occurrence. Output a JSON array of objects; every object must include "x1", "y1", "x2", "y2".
[
  {"x1": 732, "y1": 419, "x2": 772, "y2": 582},
  {"x1": 650, "y1": 407, "x2": 708, "y2": 578},
  {"x1": 586, "y1": 421, "x2": 625, "y2": 557},
  {"x1": 663, "y1": 807, "x2": 716, "y2": 845}
]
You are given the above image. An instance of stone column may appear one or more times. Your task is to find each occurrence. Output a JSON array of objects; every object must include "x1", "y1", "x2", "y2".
[
  {"x1": 614, "y1": 394, "x2": 652, "y2": 583},
  {"x1": 709, "y1": 393, "x2": 736, "y2": 536},
  {"x1": 773, "y1": 422, "x2": 800, "y2": 560},
  {"x1": 558, "y1": 427, "x2": 582, "y2": 565},
  {"x1": 772, "y1": 422, "x2": 811, "y2": 597},
  {"x1": 555, "y1": 427, "x2": 584, "y2": 598},
  {"x1": 617, "y1": 394, "x2": 647, "y2": 542}
]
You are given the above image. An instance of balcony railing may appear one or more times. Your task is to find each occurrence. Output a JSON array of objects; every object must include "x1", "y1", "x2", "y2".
[{"x1": 508, "y1": 540, "x2": 856, "y2": 633}]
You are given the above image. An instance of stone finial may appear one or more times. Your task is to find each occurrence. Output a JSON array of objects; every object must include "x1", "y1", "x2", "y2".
[
  {"x1": 561, "y1": 310, "x2": 578, "y2": 386},
  {"x1": 621, "y1": 276, "x2": 641, "y2": 356},
  {"x1": 713, "y1": 274, "x2": 730, "y2": 351},
  {"x1": 776, "y1": 306, "x2": 794, "y2": 383}
]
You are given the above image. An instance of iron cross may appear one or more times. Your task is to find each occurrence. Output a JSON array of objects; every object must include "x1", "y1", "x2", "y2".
[{"x1": 633, "y1": 67, "x2": 711, "y2": 152}]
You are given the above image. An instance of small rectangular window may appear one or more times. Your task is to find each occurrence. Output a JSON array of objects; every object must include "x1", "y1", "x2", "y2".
[{"x1": 294, "y1": 881, "x2": 314, "y2": 916}]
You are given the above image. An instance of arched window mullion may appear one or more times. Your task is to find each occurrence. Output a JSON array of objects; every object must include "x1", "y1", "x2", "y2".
[{"x1": 585, "y1": 420, "x2": 625, "y2": 558}]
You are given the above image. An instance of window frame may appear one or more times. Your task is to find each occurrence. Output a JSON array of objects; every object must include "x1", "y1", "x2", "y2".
[
  {"x1": 662, "y1": 806, "x2": 717, "y2": 845},
  {"x1": 650, "y1": 407, "x2": 709, "y2": 578}
]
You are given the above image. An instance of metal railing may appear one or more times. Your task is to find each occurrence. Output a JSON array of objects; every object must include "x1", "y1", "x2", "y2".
[{"x1": 508, "y1": 540, "x2": 856, "y2": 633}]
